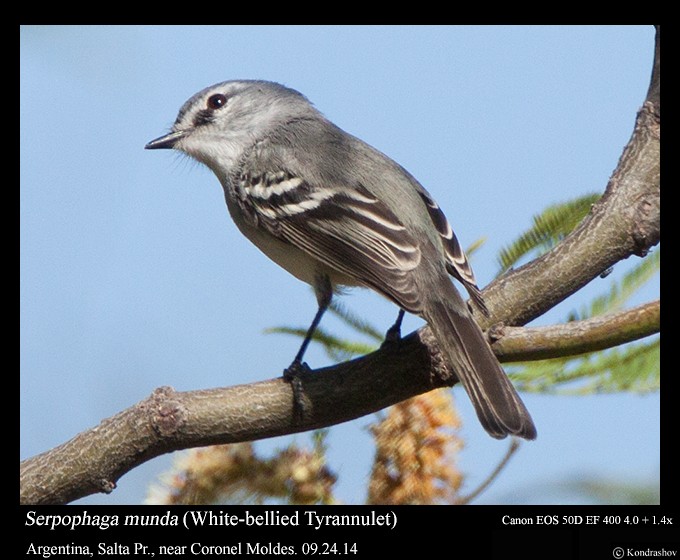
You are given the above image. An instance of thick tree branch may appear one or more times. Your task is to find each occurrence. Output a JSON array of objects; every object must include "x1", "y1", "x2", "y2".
[
  {"x1": 491, "y1": 300, "x2": 659, "y2": 362},
  {"x1": 20, "y1": 329, "x2": 451, "y2": 505},
  {"x1": 20, "y1": 28, "x2": 660, "y2": 504}
]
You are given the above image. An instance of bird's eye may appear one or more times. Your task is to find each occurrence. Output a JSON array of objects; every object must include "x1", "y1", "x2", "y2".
[{"x1": 207, "y1": 93, "x2": 228, "y2": 110}]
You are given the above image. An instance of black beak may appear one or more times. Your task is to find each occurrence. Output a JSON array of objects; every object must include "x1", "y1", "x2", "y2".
[{"x1": 145, "y1": 130, "x2": 186, "y2": 150}]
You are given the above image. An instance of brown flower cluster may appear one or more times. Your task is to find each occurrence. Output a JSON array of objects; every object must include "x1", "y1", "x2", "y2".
[
  {"x1": 367, "y1": 389, "x2": 464, "y2": 504},
  {"x1": 147, "y1": 440, "x2": 336, "y2": 505}
]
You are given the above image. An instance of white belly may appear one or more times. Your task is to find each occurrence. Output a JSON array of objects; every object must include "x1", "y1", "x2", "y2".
[{"x1": 225, "y1": 195, "x2": 359, "y2": 290}]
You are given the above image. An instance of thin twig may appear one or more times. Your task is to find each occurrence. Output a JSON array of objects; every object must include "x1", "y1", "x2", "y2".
[
  {"x1": 454, "y1": 439, "x2": 521, "y2": 504},
  {"x1": 491, "y1": 300, "x2": 660, "y2": 362}
]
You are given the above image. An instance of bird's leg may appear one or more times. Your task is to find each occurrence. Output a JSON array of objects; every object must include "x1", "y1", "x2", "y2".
[
  {"x1": 382, "y1": 309, "x2": 406, "y2": 347},
  {"x1": 283, "y1": 274, "x2": 332, "y2": 421}
]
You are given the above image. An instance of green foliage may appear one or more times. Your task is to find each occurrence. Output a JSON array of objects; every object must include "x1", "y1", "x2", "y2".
[
  {"x1": 508, "y1": 338, "x2": 660, "y2": 395},
  {"x1": 506, "y1": 245, "x2": 660, "y2": 394},
  {"x1": 328, "y1": 301, "x2": 385, "y2": 343},
  {"x1": 563, "y1": 476, "x2": 660, "y2": 505},
  {"x1": 264, "y1": 321, "x2": 376, "y2": 362},
  {"x1": 500, "y1": 197, "x2": 660, "y2": 395},
  {"x1": 511, "y1": 474, "x2": 660, "y2": 505},
  {"x1": 497, "y1": 193, "x2": 601, "y2": 273},
  {"x1": 573, "y1": 248, "x2": 660, "y2": 321}
]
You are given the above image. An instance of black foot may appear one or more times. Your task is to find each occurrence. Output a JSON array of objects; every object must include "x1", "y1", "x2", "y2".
[
  {"x1": 381, "y1": 309, "x2": 406, "y2": 349},
  {"x1": 283, "y1": 360, "x2": 311, "y2": 422},
  {"x1": 283, "y1": 359, "x2": 311, "y2": 380},
  {"x1": 381, "y1": 323, "x2": 402, "y2": 348}
]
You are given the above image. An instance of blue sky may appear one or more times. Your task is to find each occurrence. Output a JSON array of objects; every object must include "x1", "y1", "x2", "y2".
[{"x1": 20, "y1": 25, "x2": 659, "y2": 504}]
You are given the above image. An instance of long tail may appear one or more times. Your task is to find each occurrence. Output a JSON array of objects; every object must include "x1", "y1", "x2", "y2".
[{"x1": 421, "y1": 282, "x2": 537, "y2": 440}]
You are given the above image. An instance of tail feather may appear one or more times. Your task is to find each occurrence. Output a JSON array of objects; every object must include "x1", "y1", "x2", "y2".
[{"x1": 423, "y1": 290, "x2": 537, "y2": 440}]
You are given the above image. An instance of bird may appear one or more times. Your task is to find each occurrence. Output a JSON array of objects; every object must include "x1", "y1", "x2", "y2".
[{"x1": 146, "y1": 80, "x2": 536, "y2": 440}]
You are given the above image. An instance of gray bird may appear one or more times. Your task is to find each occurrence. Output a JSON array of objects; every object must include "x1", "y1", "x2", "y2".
[{"x1": 146, "y1": 80, "x2": 536, "y2": 440}]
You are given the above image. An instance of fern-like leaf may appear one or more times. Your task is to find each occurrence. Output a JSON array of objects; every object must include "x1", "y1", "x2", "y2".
[
  {"x1": 574, "y1": 249, "x2": 660, "y2": 320},
  {"x1": 328, "y1": 300, "x2": 384, "y2": 343},
  {"x1": 509, "y1": 338, "x2": 660, "y2": 395},
  {"x1": 497, "y1": 193, "x2": 600, "y2": 273},
  {"x1": 263, "y1": 326, "x2": 376, "y2": 362}
]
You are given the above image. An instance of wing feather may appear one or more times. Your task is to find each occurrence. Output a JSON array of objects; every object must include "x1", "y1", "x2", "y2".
[
  {"x1": 236, "y1": 171, "x2": 425, "y2": 313},
  {"x1": 416, "y1": 188, "x2": 489, "y2": 315}
]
